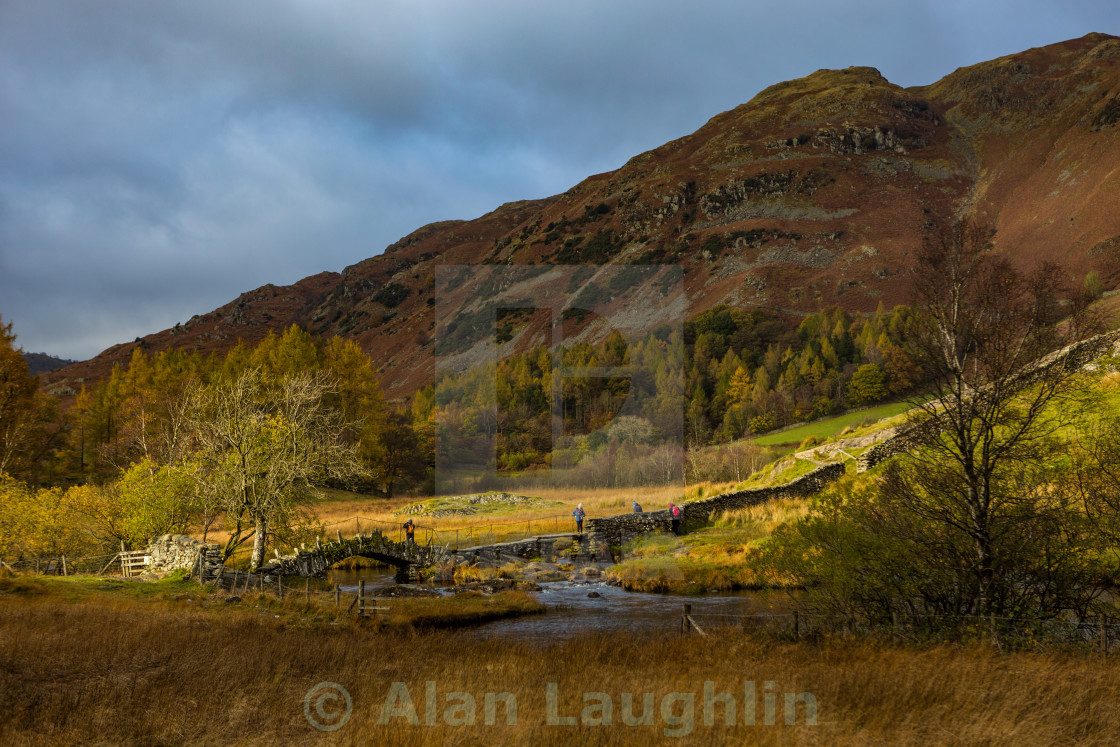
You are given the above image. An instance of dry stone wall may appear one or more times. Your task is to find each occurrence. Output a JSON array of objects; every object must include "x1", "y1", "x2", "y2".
[
  {"x1": 148, "y1": 534, "x2": 220, "y2": 573},
  {"x1": 857, "y1": 330, "x2": 1120, "y2": 472},
  {"x1": 587, "y1": 462, "x2": 846, "y2": 543},
  {"x1": 450, "y1": 533, "x2": 612, "y2": 565}
]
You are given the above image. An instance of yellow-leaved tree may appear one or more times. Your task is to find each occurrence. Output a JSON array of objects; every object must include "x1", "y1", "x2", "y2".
[{"x1": 181, "y1": 368, "x2": 366, "y2": 568}]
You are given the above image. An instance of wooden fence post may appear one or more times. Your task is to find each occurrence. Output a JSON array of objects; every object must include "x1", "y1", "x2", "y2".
[
  {"x1": 1101, "y1": 615, "x2": 1108, "y2": 654},
  {"x1": 259, "y1": 573, "x2": 264, "y2": 593},
  {"x1": 794, "y1": 610, "x2": 800, "y2": 641},
  {"x1": 335, "y1": 584, "x2": 341, "y2": 608},
  {"x1": 359, "y1": 580, "x2": 365, "y2": 616},
  {"x1": 61, "y1": 556, "x2": 68, "y2": 577},
  {"x1": 120, "y1": 541, "x2": 126, "y2": 577},
  {"x1": 278, "y1": 576, "x2": 284, "y2": 600},
  {"x1": 682, "y1": 603, "x2": 692, "y2": 635},
  {"x1": 305, "y1": 577, "x2": 310, "y2": 604},
  {"x1": 233, "y1": 569, "x2": 239, "y2": 591}
]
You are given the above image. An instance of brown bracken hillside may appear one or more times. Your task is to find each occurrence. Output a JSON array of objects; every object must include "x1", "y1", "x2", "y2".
[{"x1": 42, "y1": 33, "x2": 1120, "y2": 401}]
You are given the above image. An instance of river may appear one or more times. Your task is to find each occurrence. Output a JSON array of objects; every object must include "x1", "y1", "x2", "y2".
[{"x1": 327, "y1": 569, "x2": 793, "y2": 642}]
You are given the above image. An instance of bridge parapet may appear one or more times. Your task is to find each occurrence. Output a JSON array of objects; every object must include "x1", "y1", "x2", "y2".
[
  {"x1": 258, "y1": 529, "x2": 452, "y2": 577},
  {"x1": 449, "y1": 533, "x2": 613, "y2": 566}
]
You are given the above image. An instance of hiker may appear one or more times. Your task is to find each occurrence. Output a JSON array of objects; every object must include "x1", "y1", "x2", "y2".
[
  {"x1": 632, "y1": 501, "x2": 643, "y2": 513},
  {"x1": 403, "y1": 518, "x2": 416, "y2": 543},
  {"x1": 669, "y1": 502, "x2": 682, "y2": 535},
  {"x1": 573, "y1": 503, "x2": 586, "y2": 534}
]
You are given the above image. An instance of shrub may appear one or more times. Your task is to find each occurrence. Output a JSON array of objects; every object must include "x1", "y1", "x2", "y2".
[
  {"x1": 799, "y1": 435, "x2": 821, "y2": 450},
  {"x1": 1084, "y1": 270, "x2": 1104, "y2": 301},
  {"x1": 373, "y1": 283, "x2": 409, "y2": 308}
]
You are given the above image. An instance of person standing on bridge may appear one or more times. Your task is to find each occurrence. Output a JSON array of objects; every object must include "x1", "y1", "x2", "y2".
[
  {"x1": 573, "y1": 503, "x2": 586, "y2": 534},
  {"x1": 669, "y1": 502, "x2": 681, "y2": 535},
  {"x1": 403, "y1": 518, "x2": 416, "y2": 544}
]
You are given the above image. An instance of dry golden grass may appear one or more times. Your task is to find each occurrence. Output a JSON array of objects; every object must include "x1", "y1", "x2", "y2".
[
  {"x1": 202, "y1": 483, "x2": 738, "y2": 555},
  {"x1": 606, "y1": 498, "x2": 813, "y2": 592},
  {"x1": 2, "y1": 581, "x2": 1119, "y2": 746}
]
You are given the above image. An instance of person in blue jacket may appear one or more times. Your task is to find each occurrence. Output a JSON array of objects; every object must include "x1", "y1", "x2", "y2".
[
  {"x1": 632, "y1": 501, "x2": 643, "y2": 513},
  {"x1": 573, "y1": 503, "x2": 586, "y2": 533}
]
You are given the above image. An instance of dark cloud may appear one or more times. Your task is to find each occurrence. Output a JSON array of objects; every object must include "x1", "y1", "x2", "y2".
[{"x1": 1, "y1": 0, "x2": 1117, "y2": 359}]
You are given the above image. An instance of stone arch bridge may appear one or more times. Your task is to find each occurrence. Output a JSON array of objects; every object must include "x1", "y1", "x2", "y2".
[
  {"x1": 254, "y1": 462, "x2": 849, "y2": 580},
  {"x1": 257, "y1": 529, "x2": 452, "y2": 582}
]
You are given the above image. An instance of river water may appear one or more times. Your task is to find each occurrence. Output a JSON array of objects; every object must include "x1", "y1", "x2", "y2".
[{"x1": 327, "y1": 569, "x2": 793, "y2": 642}]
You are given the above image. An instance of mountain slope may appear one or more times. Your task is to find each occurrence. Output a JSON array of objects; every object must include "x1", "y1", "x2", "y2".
[{"x1": 42, "y1": 33, "x2": 1120, "y2": 401}]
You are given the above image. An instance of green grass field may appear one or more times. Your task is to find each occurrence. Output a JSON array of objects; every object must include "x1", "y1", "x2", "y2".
[{"x1": 753, "y1": 400, "x2": 914, "y2": 446}]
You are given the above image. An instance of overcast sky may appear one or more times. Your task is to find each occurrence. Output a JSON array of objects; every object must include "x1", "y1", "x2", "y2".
[{"x1": 1, "y1": 1, "x2": 1117, "y2": 361}]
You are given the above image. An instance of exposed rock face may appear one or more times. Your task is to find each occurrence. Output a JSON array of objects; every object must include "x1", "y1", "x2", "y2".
[{"x1": 396, "y1": 492, "x2": 551, "y2": 517}]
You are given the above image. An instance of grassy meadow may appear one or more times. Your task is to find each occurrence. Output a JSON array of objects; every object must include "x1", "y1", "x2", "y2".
[
  {"x1": 608, "y1": 496, "x2": 815, "y2": 592},
  {"x1": 208, "y1": 483, "x2": 723, "y2": 566},
  {"x1": 2, "y1": 573, "x2": 1119, "y2": 746},
  {"x1": 751, "y1": 399, "x2": 913, "y2": 446},
  {"x1": 11, "y1": 365, "x2": 1120, "y2": 744}
]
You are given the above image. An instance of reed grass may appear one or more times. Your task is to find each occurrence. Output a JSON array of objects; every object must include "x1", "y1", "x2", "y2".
[
  {"x1": 606, "y1": 498, "x2": 812, "y2": 592},
  {"x1": 2, "y1": 579, "x2": 1118, "y2": 745}
]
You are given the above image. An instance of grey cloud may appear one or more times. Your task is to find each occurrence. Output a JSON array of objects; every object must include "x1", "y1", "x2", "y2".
[{"x1": 1, "y1": 0, "x2": 1118, "y2": 359}]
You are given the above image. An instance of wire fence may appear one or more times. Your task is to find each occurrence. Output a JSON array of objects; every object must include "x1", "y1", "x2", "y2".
[
  {"x1": 679, "y1": 604, "x2": 1120, "y2": 651},
  {"x1": 200, "y1": 567, "x2": 399, "y2": 615},
  {"x1": 0, "y1": 515, "x2": 571, "y2": 577},
  {"x1": 0, "y1": 551, "x2": 398, "y2": 618},
  {"x1": 1, "y1": 508, "x2": 606, "y2": 576},
  {"x1": 0, "y1": 512, "x2": 580, "y2": 580},
  {"x1": 325, "y1": 513, "x2": 587, "y2": 550},
  {"x1": 6, "y1": 552, "x2": 1119, "y2": 647},
  {"x1": 2, "y1": 553, "x2": 118, "y2": 576}
]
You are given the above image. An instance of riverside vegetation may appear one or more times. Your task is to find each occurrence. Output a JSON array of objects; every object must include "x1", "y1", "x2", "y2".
[
  {"x1": 5, "y1": 224, "x2": 1120, "y2": 743},
  {"x1": 2, "y1": 570, "x2": 1120, "y2": 745}
]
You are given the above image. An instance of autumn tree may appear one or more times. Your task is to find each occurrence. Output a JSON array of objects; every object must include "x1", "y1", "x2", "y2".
[
  {"x1": 0, "y1": 316, "x2": 58, "y2": 482},
  {"x1": 182, "y1": 368, "x2": 366, "y2": 568},
  {"x1": 886, "y1": 220, "x2": 1106, "y2": 615},
  {"x1": 765, "y1": 221, "x2": 1107, "y2": 623},
  {"x1": 1069, "y1": 415, "x2": 1120, "y2": 547},
  {"x1": 846, "y1": 363, "x2": 886, "y2": 405},
  {"x1": 0, "y1": 475, "x2": 98, "y2": 561}
]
